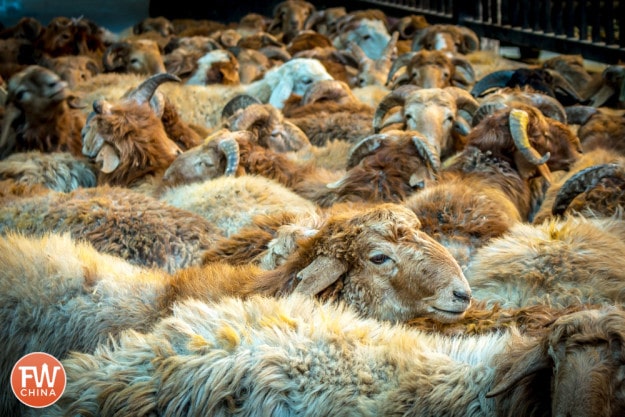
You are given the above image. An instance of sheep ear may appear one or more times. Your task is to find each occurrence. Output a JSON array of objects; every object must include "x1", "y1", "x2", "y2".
[
  {"x1": 295, "y1": 255, "x2": 347, "y2": 296},
  {"x1": 269, "y1": 77, "x2": 294, "y2": 109},
  {"x1": 486, "y1": 343, "x2": 550, "y2": 398},
  {"x1": 96, "y1": 143, "x2": 121, "y2": 173}
]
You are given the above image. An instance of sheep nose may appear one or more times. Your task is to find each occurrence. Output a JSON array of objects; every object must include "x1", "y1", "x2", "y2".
[{"x1": 453, "y1": 290, "x2": 471, "y2": 303}]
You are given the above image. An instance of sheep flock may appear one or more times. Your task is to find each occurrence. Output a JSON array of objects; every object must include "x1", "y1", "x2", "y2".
[{"x1": 2, "y1": 1, "x2": 625, "y2": 415}]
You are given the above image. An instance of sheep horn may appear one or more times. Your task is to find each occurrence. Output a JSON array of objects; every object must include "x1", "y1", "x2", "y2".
[
  {"x1": 124, "y1": 73, "x2": 181, "y2": 106},
  {"x1": 259, "y1": 45, "x2": 292, "y2": 62},
  {"x1": 544, "y1": 69, "x2": 584, "y2": 103},
  {"x1": 470, "y1": 69, "x2": 515, "y2": 97},
  {"x1": 221, "y1": 94, "x2": 262, "y2": 121},
  {"x1": 472, "y1": 100, "x2": 508, "y2": 126},
  {"x1": 509, "y1": 109, "x2": 553, "y2": 183},
  {"x1": 524, "y1": 91, "x2": 567, "y2": 123},
  {"x1": 0, "y1": 102, "x2": 20, "y2": 158},
  {"x1": 347, "y1": 40, "x2": 370, "y2": 66},
  {"x1": 446, "y1": 86, "x2": 480, "y2": 117},
  {"x1": 564, "y1": 105, "x2": 598, "y2": 126},
  {"x1": 411, "y1": 133, "x2": 441, "y2": 173},
  {"x1": 217, "y1": 135, "x2": 240, "y2": 176},
  {"x1": 378, "y1": 31, "x2": 399, "y2": 67},
  {"x1": 450, "y1": 55, "x2": 476, "y2": 89},
  {"x1": 229, "y1": 103, "x2": 272, "y2": 133},
  {"x1": 295, "y1": 255, "x2": 347, "y2": 296},
  {"x1": 282, "y1": 121, "x2": 311, "y2": 151},
  {"x1": 373, "y1": 85, "x2": 419, "y2": 133},
  {"x1": 458, "y1": 26, "x2": 480, "y2": 54},
  {"x1": 302, "y1": 79, "x2": 352, "y2": 105},
  {"x1": 346, "y1": 133, "x2": 389, "y2": 169},
  {"x1": 386, "y1": 51, "x2": 417, "y2": 86},
  {"x1": 552, "y1": 163, "x2": 625, "y2": 216}
]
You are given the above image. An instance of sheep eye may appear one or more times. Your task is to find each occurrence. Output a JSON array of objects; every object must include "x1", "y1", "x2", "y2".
[
  {"x1": 14, "y1": 90, "x2": 25, "y2": 101},
  {"x1": 302, "y1": 78, "x2": 312, "y2": 84},
  {"x1": 370, "y1": 254, "x2": 391, "y2": 265},
  {"x1": 362, "y1": 34, "x2": 371, "y2": 41}
]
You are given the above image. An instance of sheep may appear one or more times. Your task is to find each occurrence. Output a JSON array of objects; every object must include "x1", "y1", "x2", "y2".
[
  {"x1": 0, "y1": 232, "x2": 263, "y2": 417},
  {"x1": 159, "y1": 175, "x2": 320, "y2": 237},
  {"x1": 332, "y1": 14, "x2": 391, "y2": 61},
  {"x1": 587, "y1": 63, "x2": 625, "y2": 108},
  {"x1": 464, "y1": 215, "x2": 625, "y2": 310},
  {"x1": 346, "y1": 30, "x2": 398, "y2": 88},
  {"x1": 162, "y1": 35, "x2": 221, "y2": 81},
  {"x1": 0, "y1": 185, "x2": 222, "y2": 273},
  {"x1": 575, "y1": 109, "x2": 625, "y2": 154},
  {"x1": 540, "y1": 54, "x2": 605, "y2": 103},
  {"x1": 33, "y1": 16, "x2": 107, "y2": 60},
  {"x1": 102, "y1": 38, "x2": 167, "y2": 75},
  {"x1": 75, "y1": 57, "x2": 334, "y2": 129},
  {"x1": 373, "y1": 85, "x2": 479, "y2": 161},
  {"x1": 471, "y1": 67, "x2": 585, "y2": 106},
  {"x1": 32, "y1": 295, "x2": 625, "y2": 417},
  {"x1": 80, "y1": 72, "x2": 191, "y2": 190},
  {"x1": 37, "y1": 53, "x2": 101, "y2": 88},
  {"x1": 267, "y1": 0, "x2": 316, "y2": 43},
  {"x1": 402, "y1": 105, "x2": 582, "y2": 267},
  {"x1": 0, "y1": 150, "x2": 97, "y2": 192},
  {"x1": 411, "y1": 23, "x2": 480, "y2": 54},
  {"x1": 280, "y1": 79, "x2": 376, "y2": 146},
  {"x1": 0, "y1": 65, "x2": 85, "y2": 159},
  {"x1": 133, "y1": 16, "x2": 176, "y2": 38},
  {"x1": 185, "y1": 48, "x2": 240, "y2": 86},
  {"x1": 386, "y1": 49, "x2": 476, "y2": 91}
]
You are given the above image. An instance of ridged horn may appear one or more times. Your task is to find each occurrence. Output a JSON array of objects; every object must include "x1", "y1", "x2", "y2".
[
  {"x1": 217, "y1": 135, "x2": 241, "y2": 176},
  {"x1": 221, "y1": 94, "x2": 262, "y2": 121},
  {"x1": 544, "y1": 69, "x2": 584, "y2": 103},
  {"x1": 229, "y1": 103, "x2": 273, "y2": 132},
  {"x1": 346, "y1": 133, "x2": 389, "y2": 169},
  {"x1": 552, "y1": 163, "x2": 625, "y2": 216},
  {"x1": 302, "y1": 79, "x2": 352, "y2": 105},
  {"x1": 470, "y1": 69, "x2": 515, "y2": 98},
  {"x1": 124, "y1": 73, "x2": 181, "y2": 105},
  {"x1": 386, "y1": 51, "x2": 417, "y2": 86},
  {"x1": 373, "y1": 85, "x2": 419, "y2": 133},
  {"x1": 411, "y1": 132, "x2": 441, "y2": 172},
  {"x1": 509, "y1": 109, "x2": 553, "y2": 183},
  {"x1": 564, "y1": 105, "x2": 598, "y2": 126}
]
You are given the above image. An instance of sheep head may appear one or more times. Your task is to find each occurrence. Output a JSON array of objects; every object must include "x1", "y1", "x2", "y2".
[
  {"x1": 161, "y1": 129, "x2": 246, "y2": 188},
  {"x1": 226, "y1": 102, "x2": 310, "y2": 152},
  {"x1": 103, "y1": 39, "x2": 166, "y2": 75},
  {"x1": 387, "y1": 50, "x2": 475, "y2": 90},
  {"x1": 488, "y1": 307, "x2": 625, "y2": 417},
  {"x1": 466, "y1": 104, "x2": 582, "y2": 183},
  {"x1": 81, "y1": 73, "x2": 182, "y2": 185},
  {"x1": 373, "y1": 85, "x2": 478, "y2": 159},
  {"x1": 133, "y1": 16, "x2": 175, "y2": 38},
  {"x1": 332, "y1": 18, "x2": 391, "y2": 61},
  {"x1": 40, "y1": 55, "x2": 101, "y2": 88},
  {"x1": 268, "y1": 0, "x2": 316, "y2": 43},
  {"x1": 275, "y1": 203, "x2": 472, "y2": 323},
  {"x1": 0, "y1": 65, "x2": 73, "y2": 157},
  {"x1": 347, "y1": 31, "x2": 398, "y2": 87},
  {"x1": 411, "y1": 24, "x2": 479, "y2": 54},
  {"x1": 35, "y1": 16, "x2": 106, "y2": 57},
  {"x1": 322, "y1": 130, "x2": 439, "y2": 204}
]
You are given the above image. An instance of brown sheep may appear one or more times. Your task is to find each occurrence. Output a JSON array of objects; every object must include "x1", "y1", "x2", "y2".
[
  {"x1": 102, "y1": 39, "x2": 167, "y2": 75},
  {"x1": 33, "y1": 16, "x2": 107, "y2": 60},
  {"x1": 38, "y1": 54, "x2": 101, "y2": 88},
  {"x1": 411, "y1": 23, "x2": 480, "y2": 54},
  {"x1": 267, "y1": 0, "x2": 316, "y2": 43},
  {"x1": 0, "y1": 185, "x2": 222, "y2": 272},
  {"x1": 0, "y1": 65, "x2": 85, "y2": 159}
]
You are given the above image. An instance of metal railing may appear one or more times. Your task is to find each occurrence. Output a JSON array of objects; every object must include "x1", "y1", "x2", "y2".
[{"x1": 354, "y1": 0, "x2": 625, "y2": 64}]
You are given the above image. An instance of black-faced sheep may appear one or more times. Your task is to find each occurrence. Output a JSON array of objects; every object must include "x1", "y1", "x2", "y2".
[
  {"x1": 0, "y1": 65, "x2": 85, "y2": 159},
  {"x1": 0, "y1": 185, "x2": 222, "y2": 272},
  {"x1": 32, "y1": 296, "x2": 625, "y2": 417}
]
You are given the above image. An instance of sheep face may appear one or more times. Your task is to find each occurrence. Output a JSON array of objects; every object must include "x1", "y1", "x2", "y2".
[
  {"x1": 6, "y1": 65, "x2": 69, "y2": 114},
  {"x1": 42, "y1": 55, "x2": 100, "y2": 88},
  {"x1": 293, "y1": 204, "x2": 471, "y2": 323},
  {"x1": 186, "y1": 49, "x2": 240, "y2": 86},
  {"x1": 103, "y1": 40, "x2": 166, "y2": 75},
  {"x1": 334, "y1": 18, "x2": 391, "y2": 61},
  {"x1": 36, "y1": 16, "x2": 105, "y2": 57}
]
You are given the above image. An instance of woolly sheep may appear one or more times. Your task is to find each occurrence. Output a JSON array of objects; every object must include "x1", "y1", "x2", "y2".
[
  {"x1": 0, "y1": 185, "x2": 222, "y2": 272},
  {"x1": 32, "y1": 295, "x2": 625, "y2": 417}
]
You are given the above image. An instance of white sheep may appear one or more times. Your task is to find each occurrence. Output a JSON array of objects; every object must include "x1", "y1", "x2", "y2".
[
  {"x1": 75, "y1": 57, "x2": 334, "y2": 129},
  {"x1": 32, "y1": 294, "x2": 625, "y2": 417}
]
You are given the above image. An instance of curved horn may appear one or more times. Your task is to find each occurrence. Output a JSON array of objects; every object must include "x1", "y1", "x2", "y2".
[
  {"x1": 373, "y1": 85, "x2": 419, "y2": 133},
  {"x1": 229, "y1": 103, "x2": 273, "y2": 132},
  {"x1": 217, "y1": 135, "x2": 241, "y2": 176},
  {"x1": 450, "y1": 54, "x2": 476, "y2": 89},
  {"x1": 124, "y1": 72, "x2": 181, "y2": 105},
  {"x1": 258, "y1": 45, "x2": 292, "y2": 62},
  {"x1": 221, "y1": 94, "x2": 262, "y2": 121},
  {"x1": 544, "y1": 69, "x2": 584, "y2": 103},
  {"x1": 302, "y1": 79, "x2": 353, "y2": 105},
  {"x1": 346, "y1": 132, "x2": 389, "y2": 169},
  {"x1": 470, "y1": 69, "x2": 515, "y2": 97},
  {"x1": 386, "y1": 51, "x2": 417, "y2": 86},
  {"x1": 552, "y1": 163, "x2": 625, "y2": 216},
  {"x1": 509, "y1": 109, "x2": 553, "y2": 183},
  {"x1": 458, "y1": 26, "x2": 480, "y2": 53},
  {"x1": 524, "y1": 91, "x2": 567, "y2": 123},
  {"x1": 411, "y1": 132, "x2": 441, "y2": 172},
  {"x1": 102, "y1": 41, "x2": 131, "y2": 72},
  {"x1": 564, "y1": 105, "x2": 599, "y2": 126},
  {"x1": 445, "y1": 86, "x2": 480, "y2": 116},
  {"x1": 378, "y1": 31, "x2": 399, "y2": 67}
]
